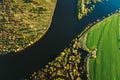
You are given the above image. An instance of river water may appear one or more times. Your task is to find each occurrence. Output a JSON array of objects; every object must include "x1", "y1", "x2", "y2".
[{"x1": 0, "y1": 0, "x2": 120, "y2": 80}]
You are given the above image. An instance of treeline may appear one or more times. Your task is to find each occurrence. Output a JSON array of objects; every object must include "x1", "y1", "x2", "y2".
[{"x1": 77, "y1": 0, "x2": 102, "y2": 19}]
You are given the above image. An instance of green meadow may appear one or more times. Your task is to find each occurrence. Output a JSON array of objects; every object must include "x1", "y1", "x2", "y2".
[{"x1": 80, "y1": 13, "x2": 120, "y2": 80}]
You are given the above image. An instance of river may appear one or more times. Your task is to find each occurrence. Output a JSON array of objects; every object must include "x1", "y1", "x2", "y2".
[{"x1": 0, "y1": 0, "x2": 120, "y2": 80}]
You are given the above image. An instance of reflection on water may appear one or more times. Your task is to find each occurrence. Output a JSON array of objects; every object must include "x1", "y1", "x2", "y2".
[{"x1": 0, "y1": 0, "x2": 120, "y2": 79}]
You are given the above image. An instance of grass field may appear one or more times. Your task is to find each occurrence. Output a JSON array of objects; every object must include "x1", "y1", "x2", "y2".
[{"x1": 80, "y1": 13, "x2": 120, "y2": 80}]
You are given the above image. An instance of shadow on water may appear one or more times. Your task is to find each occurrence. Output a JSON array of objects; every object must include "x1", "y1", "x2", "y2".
[{"x1": 0, "y1": 0, "x2": 120, "y2": 80}]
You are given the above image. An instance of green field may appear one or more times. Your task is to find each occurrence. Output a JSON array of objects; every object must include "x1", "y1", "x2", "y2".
[{"x1": 80, "y1": 13, "x2": 120, "y2": 80}]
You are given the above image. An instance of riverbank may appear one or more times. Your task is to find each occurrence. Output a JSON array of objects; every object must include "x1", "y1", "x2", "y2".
[{"x1": 0, "y1": 0, "x2": 120, "y2": 80}]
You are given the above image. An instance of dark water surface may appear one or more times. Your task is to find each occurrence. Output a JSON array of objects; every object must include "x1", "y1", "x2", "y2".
[{"x1": 0, "y1": 0, "x2": 120, "y2": 80}]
